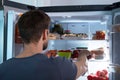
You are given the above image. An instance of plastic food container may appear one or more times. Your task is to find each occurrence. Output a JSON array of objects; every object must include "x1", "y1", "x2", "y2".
[{"x1": 57, "y1": 50, "x2": 72, "y2": 59}]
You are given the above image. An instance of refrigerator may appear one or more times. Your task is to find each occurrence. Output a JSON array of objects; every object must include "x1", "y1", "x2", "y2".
[{"x1": 3, "y1": 0, "x2": 120, "y2": 80}]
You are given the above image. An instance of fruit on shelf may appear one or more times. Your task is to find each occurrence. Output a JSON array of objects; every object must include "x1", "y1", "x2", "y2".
[
  {"x1": 92, "y1": 31, "x2": 105, "y2": 40},
  {"x1": 87, "y1": 69, "x2": 109, "y2": 80},
  {"x1": 96, "y1": 70, "x2": 106, "y2": 77},
  {"x1": 46, "y1": 50, "x2": 57, "y2": 58},
  {"x1": 102, "y1": 69, "x2": 108, "y2": 75},
  {"x1": 87, "y1": 75, "x2": 93, "y2": 80},
  {"x1": 64, "y1": 30, "x2": 71, "y2": 34},
  {"x1": 87, "y1": 55, "x2": 92, "y2": 60},
  {"x1": 71, "y1": 50, "x2": 80, "y2": 58}
]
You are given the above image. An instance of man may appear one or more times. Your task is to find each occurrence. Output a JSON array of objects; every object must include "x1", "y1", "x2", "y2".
[{"x1": 0, "y1": 10, "x2": 89, "y2": 80}]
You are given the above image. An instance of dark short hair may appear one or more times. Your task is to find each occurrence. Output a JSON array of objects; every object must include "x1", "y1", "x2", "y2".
[{"x1": 17, "y1": 10, "x2": 50, "y2": 44}]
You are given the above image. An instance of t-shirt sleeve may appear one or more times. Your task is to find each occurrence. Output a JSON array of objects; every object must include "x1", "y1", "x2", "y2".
[{"x1": 54, "y1": 57, "x2": 77, "y2": 80}]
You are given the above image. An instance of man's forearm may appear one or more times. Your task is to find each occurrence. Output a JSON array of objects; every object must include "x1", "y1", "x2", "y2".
[{"x1": 74, "y1": 56, "x2": 88, "y2": 79}]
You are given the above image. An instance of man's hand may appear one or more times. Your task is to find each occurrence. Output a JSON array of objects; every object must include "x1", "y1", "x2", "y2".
[
  {"x1": 77, "y1": 49, "x2": 91, "y2": 60},
  {"x1": 45, "y1": 50, "x2": 57, "y2": 58}
]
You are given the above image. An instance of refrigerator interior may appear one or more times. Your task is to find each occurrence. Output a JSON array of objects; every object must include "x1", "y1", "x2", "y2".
[
  {"x1": 0, "y1": 10, "x2": 4, "y2": 63},
  {"x1": 47, "y1": 11, "x2": 112, "y2": 79}
]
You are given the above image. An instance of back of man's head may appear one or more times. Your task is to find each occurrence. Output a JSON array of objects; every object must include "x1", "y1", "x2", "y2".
[{"x1": 17, "y1": 10, "x2": 50, "y2": 44}]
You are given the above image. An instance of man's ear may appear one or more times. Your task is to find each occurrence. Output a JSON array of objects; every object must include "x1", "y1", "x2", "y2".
[{"x1": 42, "y1": 29, "x2": 49, "y2": 41}]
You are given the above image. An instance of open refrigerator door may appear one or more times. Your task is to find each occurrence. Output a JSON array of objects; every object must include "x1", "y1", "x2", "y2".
[
  {"x1": 3, "y1": 0, "x2": 33, "y2": 60},
  {"x1": 109, "y1": 6, "x2": 120, "y2": 80},
  {"x1": 5, "y1": 9, "x2": 26, "y2": 59},
  {"x1": 6, "y1": 10, "x2": 22, "y2": 59}
]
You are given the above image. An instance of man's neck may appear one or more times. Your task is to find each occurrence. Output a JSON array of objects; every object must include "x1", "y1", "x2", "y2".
[{"x1": 16, "y1": 43, "x2": 43, "y2": 58}]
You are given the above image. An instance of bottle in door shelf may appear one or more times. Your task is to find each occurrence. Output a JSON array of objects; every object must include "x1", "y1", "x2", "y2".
[{"x1": 15, "y1": 25, "x2": 23, "y2": 44}]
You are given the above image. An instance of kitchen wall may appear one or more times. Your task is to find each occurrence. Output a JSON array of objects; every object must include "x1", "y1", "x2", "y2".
[
  {"x1": 9, "y1": 0, "x2": 50, "y2": 7},
  {"x1": 50, "y1": 0, "x2": 120, "y2": 6},
  {"x1": 35, "y1": 0, "x2": 51, "y2": 7},
  {"x1": 9, "y1": 0, "x2": 120, "y2": 7},
  {"x1": 9, "y1": 0, "x2": 36, "y2": 6}
]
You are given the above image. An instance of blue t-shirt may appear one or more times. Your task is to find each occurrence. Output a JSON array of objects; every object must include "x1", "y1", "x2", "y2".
[{"x1": 0, "y1": 54, "x2": 77, "y2": 80}]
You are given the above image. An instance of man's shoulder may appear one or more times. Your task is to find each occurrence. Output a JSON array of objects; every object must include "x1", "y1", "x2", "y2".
[
  {"x1": 0, "y1": 58, "x2": 14, "y2": 67},
  {"x1": 0, "y1": 58, "x2": 15, "y2": 74}
]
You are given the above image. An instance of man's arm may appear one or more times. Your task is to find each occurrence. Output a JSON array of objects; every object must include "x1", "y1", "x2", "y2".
[
  {"x1": 74, "y1": 50, "x2": 90, "y2": 79},
  {"x1": 45, "y1": 49, "x2": 90, "y2": 79}
]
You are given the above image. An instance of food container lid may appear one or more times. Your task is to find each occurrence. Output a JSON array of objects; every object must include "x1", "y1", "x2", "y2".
[{"x1": 76, "y1": 47, "x2": 88, "y2": 49}]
